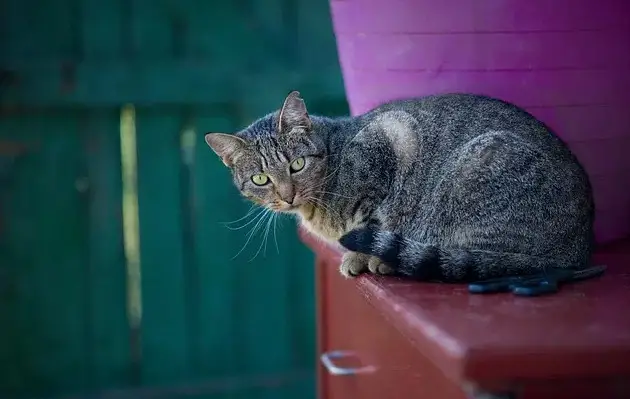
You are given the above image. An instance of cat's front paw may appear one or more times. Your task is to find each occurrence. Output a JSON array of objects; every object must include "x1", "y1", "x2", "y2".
[
  {"x1": 367, "y1": 256, "x2": 395, "y2": 275},
  {"x1": 339, "y1": 252, "x2": 369, "y2": 278}
]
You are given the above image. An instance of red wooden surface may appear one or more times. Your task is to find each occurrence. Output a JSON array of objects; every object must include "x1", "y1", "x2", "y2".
[
  {"x1": 305, "y1": 228, "x2": 630, "y2": 398},
  {"x1": 317, "y1": 256, "x2": 467, "y2": 399}
]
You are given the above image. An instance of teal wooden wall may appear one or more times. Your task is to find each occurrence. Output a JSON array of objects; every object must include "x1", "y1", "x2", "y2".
[{"x1": 0, "y1": 0, "x2": 347, "y2": 397}]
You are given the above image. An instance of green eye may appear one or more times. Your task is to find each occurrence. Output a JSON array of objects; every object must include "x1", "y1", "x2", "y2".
[
  {"x1": 289, "y1": 157, "x2": 305, "y2": 173},
  {"x1": 251, "y1": 173, "x2": 269, "y2": 186}
]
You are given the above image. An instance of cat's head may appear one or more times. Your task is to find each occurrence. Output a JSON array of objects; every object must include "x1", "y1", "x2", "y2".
[{"x1": 205, "y1": 91, "x2": 328, "y2": 213}]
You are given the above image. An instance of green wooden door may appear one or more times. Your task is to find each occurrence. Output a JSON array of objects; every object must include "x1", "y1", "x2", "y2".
[
  {"x1": 0, "y1": 0, "x2": 347, "y2": 398},
  {"x1": 0, "y1": 111, "x2": 130, "y2": 398}
]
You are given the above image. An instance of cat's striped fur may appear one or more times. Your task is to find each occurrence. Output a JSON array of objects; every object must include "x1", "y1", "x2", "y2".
[{"x1": 205, "y1": 91, "x2": 594, "y2": 282}]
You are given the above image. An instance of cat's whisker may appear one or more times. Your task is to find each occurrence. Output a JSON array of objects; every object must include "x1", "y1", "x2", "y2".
[
  {"x1": 272, "y1": 213, "x2": 280, "y2": 254},
  {"x1": 232, "y1": 208, "x2": 272, "y2": 260},
  {"x1": 221, "y1": 205, "x2": 256, "y2": 225},
  {"x1": 249, "y1": 210, "x2": 275, "y2": 262},
  {"x1": 224, "y1": 207, "x2": 266, "y2": 231},
  {"x1": 247, "y1": 209, "x2": 271, "y2": 241},
  {"x1": 262, "y1": 212, "x2": 275, "y2": 256}
]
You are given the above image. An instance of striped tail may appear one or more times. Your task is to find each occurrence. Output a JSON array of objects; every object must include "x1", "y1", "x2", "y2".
[{"x1": 338, "y1": 227, "x2": 578, "y2": 282}]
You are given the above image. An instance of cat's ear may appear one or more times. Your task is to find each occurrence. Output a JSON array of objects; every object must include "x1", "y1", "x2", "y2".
[
  {"x1": 278, "y1": 90, "x2": 312, "y2": 133},
  {"x1": 204, "y1": 133, "x2": 246, "y2": 166}
]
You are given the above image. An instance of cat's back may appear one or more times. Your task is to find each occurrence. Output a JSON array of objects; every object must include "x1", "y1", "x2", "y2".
[
  {"x1": 371, "y1": 93, "x2": 532, "y2": 120},
  {"x1": 356, "y1": 93, "x2": 574, "y2": 164},
  {"x1": 365, "y1": 93, "x2": 549, "y2": 139},
  {"x1": 346, "y1": 93, "x2": 590, "y2": 206}
]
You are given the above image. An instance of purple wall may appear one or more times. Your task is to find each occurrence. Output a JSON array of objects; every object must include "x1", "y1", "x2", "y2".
[{"x1": 330, "y1": 0, "x2": 630, "y2": 244}]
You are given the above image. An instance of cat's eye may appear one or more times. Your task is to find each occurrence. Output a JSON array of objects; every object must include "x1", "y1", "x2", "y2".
[
  {"x1": 251, "y1": 173, "x2": 270, "y2": 186},
  {"x1": 289, "y1": 157, "x2": 306, "y2": 173}
]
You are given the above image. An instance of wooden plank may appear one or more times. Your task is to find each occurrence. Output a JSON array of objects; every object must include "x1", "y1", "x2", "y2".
[
  {"x1": 80, "y1": 0, "x2": 124, "y2": 59},
  {"x1": 135, "y1": 108, "x2": 190, "y2": 384},
  {"x1": 297, "y1": 0, "x2": 343, "y2": 71},
  {"x1": 0, "y1": 61, "x2": 345, "y2": 107},
  {"x1": 192, "y1": 110, "x2": 243, "y2": 384},
  {"x1": 178, "y1": 108, "x2": 202, "y2": 381},
  {"x1": 2, "y1": 0, "x2": 345, "y2": 108},
  {"x1": 127, "y1": 0, "x2": 176, "y2": 57},
  {"x1": 36, "y1": 372, "x2": 315, "y2": 399},
  {"x1": 0, "y1": 0, "x2": 92, "y2": 396},
  {"x1": 0, "y1": 0, "x2": 78, "y2": 60},
  {"x1": 79, "y1": 1, "x2": 131, "y2": 390},
  {"x1": 83, "y1": 109, "x2": 132, "y2": 391},
  {"x1": 0, "y1": 113, "x2": 90, "y2": 397},
  {"x1": 285, "y1": 236, "x2": 317, "y2": 371}
]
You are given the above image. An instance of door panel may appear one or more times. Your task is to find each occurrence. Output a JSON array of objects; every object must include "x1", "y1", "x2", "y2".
[
  {"x1": 0, "y1": 0, "x2": 346, "y2": 396},
  {"x1": 318, "y1": 257, "x2": 466, "y2": 399},
  {"x1": 0, "y1": 113, "x2": 90, "y2": 397}
]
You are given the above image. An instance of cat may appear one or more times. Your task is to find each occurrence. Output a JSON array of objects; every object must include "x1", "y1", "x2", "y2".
[{"x1": 205, "y1": 91, "x2": 595, "y2": 282}]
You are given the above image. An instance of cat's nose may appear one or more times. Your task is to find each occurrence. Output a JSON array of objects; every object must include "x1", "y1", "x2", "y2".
[{"x1": 278, "y1": 186, "x2": 295, "y2": 205}]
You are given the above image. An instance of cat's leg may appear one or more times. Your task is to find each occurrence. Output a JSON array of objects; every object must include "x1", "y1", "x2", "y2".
[
  {"x1": 339, "y1": 251, "x2": 369, "y2": 277},
  {"x1": 364, "y1": 211, "x2": 402, "y2": 276},
  {"x1": 367, "y1": 256, "x2": 395, "y2": 275}
]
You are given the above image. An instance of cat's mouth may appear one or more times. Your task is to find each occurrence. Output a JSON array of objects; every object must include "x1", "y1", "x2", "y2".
[
  {"x1": 269, "y1": 197, "x2": 303, "y2": 212},
  {"x1": 270, "y1": 203, "x2": 298, "y2": 212}
]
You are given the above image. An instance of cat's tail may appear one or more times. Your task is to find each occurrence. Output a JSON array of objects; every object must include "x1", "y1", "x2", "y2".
[{"x1": 338, "y1": 227, "x2": 581, "y2": 282}]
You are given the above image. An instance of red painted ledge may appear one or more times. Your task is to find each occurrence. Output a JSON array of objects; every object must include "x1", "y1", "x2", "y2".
[{"x1": 299, "y1": 228, "x2": 630, "y2": 385}]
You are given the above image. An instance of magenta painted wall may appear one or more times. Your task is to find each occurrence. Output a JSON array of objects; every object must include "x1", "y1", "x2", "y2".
[{"x1": 330, "y1": 0, "x2": 630, "y2": 244}]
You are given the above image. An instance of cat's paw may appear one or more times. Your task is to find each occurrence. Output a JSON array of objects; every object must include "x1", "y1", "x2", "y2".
[
  {"x1": 368, "y1": 256, "x2": 395, "y2": 275},
  {"x1": 339, "y1": 252, "x2": 369, "y2": 278}
]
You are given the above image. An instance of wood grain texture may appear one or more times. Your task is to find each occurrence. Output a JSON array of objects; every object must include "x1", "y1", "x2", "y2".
[
  {"x1": 1, "y1": 0, "x2": 346, "y2": 396},
  {"x1": 304, "y1": 228, "x2": 630, "y2": 398},
  {"x1": 317, "y1": 255, "x2": 466, "y2": 399},
  {"x1": 0, "y1": 113, "x2": 93, "y2": 397}
]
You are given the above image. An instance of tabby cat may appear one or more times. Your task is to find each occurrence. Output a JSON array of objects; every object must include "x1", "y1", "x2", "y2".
[{"x1": 205, "y1": 91, "x2": 594, "y2": 282}]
